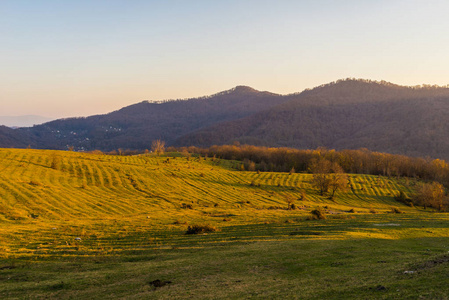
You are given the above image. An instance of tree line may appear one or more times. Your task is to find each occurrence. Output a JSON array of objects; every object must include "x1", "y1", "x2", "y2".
[
  {"x1": 171, "y1": 144, "x2": 449, "y2": 211},
  {"x1": 173, "y1": 145, "x2": 448, "y2": 183},
  {"x1": 93, "y1": 142, "x2": 449, "y2": 211}
]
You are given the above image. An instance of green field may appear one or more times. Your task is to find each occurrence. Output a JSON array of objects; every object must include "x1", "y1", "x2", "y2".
[{"x1": 1, "y1": 149, "x2": 449, "y2": 299}]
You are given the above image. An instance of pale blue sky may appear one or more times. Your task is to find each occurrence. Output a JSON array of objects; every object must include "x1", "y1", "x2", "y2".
[{"x1": 1, "y1": 0, "x2": 448, "y2": 117}]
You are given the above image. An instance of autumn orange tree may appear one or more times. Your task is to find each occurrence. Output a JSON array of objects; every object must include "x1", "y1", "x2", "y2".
[{"x1": 414, "y1": 182, "x2": 447, "y2": 211}]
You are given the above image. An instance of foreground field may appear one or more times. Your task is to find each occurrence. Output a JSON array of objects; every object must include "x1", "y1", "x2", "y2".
[{"x1": 0, "y1": 149, "x2": 448, "y2": 299}]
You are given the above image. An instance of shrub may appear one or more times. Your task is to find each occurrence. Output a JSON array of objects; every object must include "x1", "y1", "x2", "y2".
[
  {"x1": 395, "y1": 191, "x2": 413, "y2": 206},
  {"x1": 310, "y1": 208, "x2": 326, "y2": 220},
  {"x1": 50, "y1": 154, "x2": 62, "y2": 170},
  {"x1": 300, "y1": 190, "x2": 307, "y2": 201},
  {"x1": 286, "y1": 196, "x2": 296, "y2": 210},
  {"x1": 186, "y1": 224, "x2": 217, "y2": 234},
  {"x1": 181, "y1": 203, "x2": 193, "y2": 209},
  {"x1": 390, "y1": 207, "x2": 403, "y2": 214}
]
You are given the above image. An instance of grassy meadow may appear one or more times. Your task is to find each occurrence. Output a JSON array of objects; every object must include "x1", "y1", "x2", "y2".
[{"x1": 1, "y1": 148, "x2": 449, "y2": 299}]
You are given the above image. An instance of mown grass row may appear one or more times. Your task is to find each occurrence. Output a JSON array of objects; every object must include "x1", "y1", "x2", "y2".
[{"x1": 0, "y1": 148, "x2": 419, "y2": 259}]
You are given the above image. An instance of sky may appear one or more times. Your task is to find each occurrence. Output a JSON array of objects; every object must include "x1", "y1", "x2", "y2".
[{"x1": 1, "y1": 0, "x2": 449, "y2": 118}]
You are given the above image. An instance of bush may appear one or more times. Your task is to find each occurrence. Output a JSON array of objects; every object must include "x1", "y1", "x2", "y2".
[
  {"x1": 286, "y1": 196, "x2": 296, "y2": 210},
  {"x1": 181, "y1": 203, "x2": 193, "y2": 209},
  {"x1": 300, "y1": 190, "x2": 307, "y2": 201},
  {"x1": 390, "y1": 207, "x2": 403, "y2": 214},
  {"x1": 185, "y1": 224, "x2": 217, "y2": 234},
  {"x1": 395, "y1": 191, "x2": 413, "y2": 206},
  {"x1": 310, "y1": 208, "x2": 326, "y2": 220},
  {"x1": 50, "y1": 155, "x2": 62, "y2": 170}
]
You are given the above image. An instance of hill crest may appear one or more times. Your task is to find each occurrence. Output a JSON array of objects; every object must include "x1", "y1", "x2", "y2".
[{"x1": 2, "y1": 78, "x2": 449, "y2": 160}]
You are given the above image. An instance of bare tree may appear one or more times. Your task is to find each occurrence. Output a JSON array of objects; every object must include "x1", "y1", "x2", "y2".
[
  {"x1": 328, "y1": 163, "x2": 348, "y2": 200},
  {"x1": 310, "y1": 158, "x2": 347, "y2": 198},
  {"x1": 151, "y1": 140, "x2": 165, "y2": 156},
  {"x1": 310, "y1": 158, "x2": 332, "y2": 195}
]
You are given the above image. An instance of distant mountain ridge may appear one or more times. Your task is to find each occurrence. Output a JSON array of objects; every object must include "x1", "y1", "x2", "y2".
[
  {"x1": 6, "y1": 85, "x2": 287, "y2": 151},
  {"x1": 2, "y1": 79, "x2": 449, "y2": 160}
]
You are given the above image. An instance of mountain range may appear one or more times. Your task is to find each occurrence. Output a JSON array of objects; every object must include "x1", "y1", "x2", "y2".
[{"x1": 1, "y1": 79, "x2": 449, "y2": 160}]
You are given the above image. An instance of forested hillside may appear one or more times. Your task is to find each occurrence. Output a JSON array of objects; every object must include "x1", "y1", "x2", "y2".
[
  {"x1": 2, "y1": 79, "x2": 449, "y2": 160},
  {"x1": 177, "y1": 80, "x2": 449, "y2": 160},
  {"x1": 4, "y1": 86, "x2": 286, "y2": 151},
  {"x1": 0, "y1": 126, "x2": 31, "y2": 148}
]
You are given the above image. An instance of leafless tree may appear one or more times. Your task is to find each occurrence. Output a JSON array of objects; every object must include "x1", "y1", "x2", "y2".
[{"x1": 151, "y1": 140, "x2": 165, "y2": 156}]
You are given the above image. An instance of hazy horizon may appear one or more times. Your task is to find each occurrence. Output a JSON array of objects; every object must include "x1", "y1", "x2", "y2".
[{"x1": 2, "y1": 0, "x2": 449, "y2": 118}]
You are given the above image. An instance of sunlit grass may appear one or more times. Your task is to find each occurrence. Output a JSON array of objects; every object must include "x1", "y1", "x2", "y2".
[{"x1": 1, "y1": 148, "x2": 449, "y2": 299}]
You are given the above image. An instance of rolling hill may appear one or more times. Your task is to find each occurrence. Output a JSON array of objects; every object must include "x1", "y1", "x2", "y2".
[
  {"x1": 2, "y1": 79, "x2": 449, "y2": 160},
  {"x1": 2, "y1": 148, "x2": 449, "y2": 299},
  {"x1": 0, "y1": 148, "x2": 415, "y2": 254},
  {"x1": 177, "y1": 80, "x2": 449, "y2": 159},
  {"x1": 8, "y1": 86, "x2": 287, "y2": 151}
]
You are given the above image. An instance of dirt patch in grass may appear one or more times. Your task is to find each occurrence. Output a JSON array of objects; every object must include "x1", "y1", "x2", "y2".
[
  {"x1": 290, "y1": 231, "x2": 322, "y2": 236},
  {"x1": 149, "y1": 279, "x2": 172, "y2": 289},
  {"x1": 0, "y1": 265, "x2": 17, "y2": 270},
  {"x1": 209, "y1": 213, "x2": 236, "y2": 218},
  {"x1": 413, "y1": 255, "x2": 449, "y2": 271}
]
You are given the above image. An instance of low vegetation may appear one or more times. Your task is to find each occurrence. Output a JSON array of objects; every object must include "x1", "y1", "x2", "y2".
[
  {"x1": 309, "y1": 208, "x2": 326, "y2": 220},
  {"x1": 185, "y1": 224, "x2": 217, "y2": 234},
  {"x1": 0, "y1": 148, "x2": 449, "y2": 299}
]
